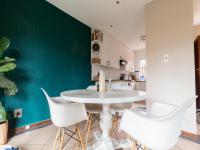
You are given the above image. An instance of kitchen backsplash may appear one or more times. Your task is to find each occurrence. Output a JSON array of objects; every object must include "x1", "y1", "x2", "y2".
[{"x1": 92, "y1": 64, "x2": 130, "y2": 80}]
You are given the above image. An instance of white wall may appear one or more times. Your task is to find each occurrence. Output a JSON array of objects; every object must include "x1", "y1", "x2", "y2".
[
  {"x1": 92, "y1": 64, "x2": 124, "y2": 80},
  {"x1": 92, "y1": 30, "x2": 134, "y2": 80},
  {"x1": 146, "y1": 0, "x2": 196, "y2": 134},
  {"x1": 134, "y1": 49, "x2": 146, "y2": 71},
  {"x1": 194, "y1": 25, "x2": 200, "y2": 40}
]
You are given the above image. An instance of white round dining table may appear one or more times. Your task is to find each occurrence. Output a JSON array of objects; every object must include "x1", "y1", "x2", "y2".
[{"x1": 60, "y1": 89, "x2": 146, "y2": 150}]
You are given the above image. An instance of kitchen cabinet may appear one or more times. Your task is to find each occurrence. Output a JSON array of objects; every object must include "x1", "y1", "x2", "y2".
[
  {"x1": 99, "y1": 32, "x2": 110, "y2": 66},
  {"x1": 127, "y1": 51, "x2": 134, "y2": 72},
  {"x1": 118, "y1": 45, "x2": 133, "y2": 72},
  {"x1": 135, "y1": 81, "x2": 146, "y2": 91},
  {"x1": 92, "y1": 30, "x2": 133, "y2": 71},
  {"x1": 99, "y1": 31, "x2": 120, "y2": 69}
]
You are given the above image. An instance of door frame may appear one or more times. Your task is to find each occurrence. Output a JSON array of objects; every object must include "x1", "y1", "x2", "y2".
[{"x1": 194, "y1": 36, "x2": 200, "y2": 110}]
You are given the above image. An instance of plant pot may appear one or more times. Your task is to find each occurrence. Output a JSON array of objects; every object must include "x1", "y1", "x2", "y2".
[{"x1": 0, "y1": 121, "x2": 8, "y2": 145}]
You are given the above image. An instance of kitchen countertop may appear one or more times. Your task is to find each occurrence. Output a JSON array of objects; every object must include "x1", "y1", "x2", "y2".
[
  {"x1": 135, "y1": 80, "x2": 146, "y2": 82},
  {"x1": 92, "y1": 80, "x2": 133, "y2": 82},
  {"x1": 92, "y1": 80, "x2": 146, "y2": 82}
]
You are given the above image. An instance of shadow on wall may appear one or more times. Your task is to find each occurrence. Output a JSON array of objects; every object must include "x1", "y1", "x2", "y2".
[
  {"x1": 0, "y1": 0, "x2": 91, "y2": 128},
  {"x1": 2, "y1": 49, "x2": 30, "y2": 129}
]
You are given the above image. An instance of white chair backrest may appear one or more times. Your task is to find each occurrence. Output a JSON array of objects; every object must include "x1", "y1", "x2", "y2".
[
  {"x1": 41, "y1": 88, "x2": 87, "y2": 128},
  {"x1": 151, "y1": 96, "x2": 197, "y2": 121},
  {"x1": 111, "y1": 84, "x2": 133, "y2": 90},
  {"x1": 87, "y1": 85, "x2": 97, "y2": 90},
  {"x1": 120, "y1": 96, "x2": 197, "y2": 150},
  {"x1": 148, "y1": 102, "x2": 177, "y2": 117},
  {"x1": 151, "y1": 97, "x2": 197, "y2": 149}
]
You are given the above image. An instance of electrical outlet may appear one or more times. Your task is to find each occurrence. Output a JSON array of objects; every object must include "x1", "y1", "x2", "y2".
[
  {"x1": 25, "y1": 125, "x2": 30, "y2": 130},
  {"x1": 14, "y1": 108, "x2": 22, "y2": 118},
  {"x1": 164, "y1": 54, "x2": 169, "y2": 62}
]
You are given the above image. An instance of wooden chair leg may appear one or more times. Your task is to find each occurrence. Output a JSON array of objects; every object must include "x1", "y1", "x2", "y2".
[
  {"x1": 73, "y1": 126, "x2": 79, "y2": 149},
  {"x1": 76, "y1": 125, "x2": 85, "y2": 150},
  {"x1": 53, "y1": 128, "x2": 61, "y2": 150},
  {"x1": 111, "y1": 115, "x2": 117, "y2": 134},
  {"x1": 111, "y1": 113, "x2": 120, "y2": 134},
  {"x1": 85, "y1": 113, "x2": 91, "y2": 131},
  {"x1": 144, "y1": 146, "x2": 148, "y2": 150},
  {"x1": 131, "y1": 140, "x2": 137, "y2": 150},
  {"x1": 59, "y1": 128, "x2": 65, "y2": 150},
  {"x1": 85, "y1": 114, "x2": 92, "y2": 146}
]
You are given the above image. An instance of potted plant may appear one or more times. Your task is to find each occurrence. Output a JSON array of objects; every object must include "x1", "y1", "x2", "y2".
[
  {"x1": 0, "y1": 37, "x2": 18, "y2": 145},
  {"x1": 0, "y1": 102, "x2": 7, "y2": 145}
]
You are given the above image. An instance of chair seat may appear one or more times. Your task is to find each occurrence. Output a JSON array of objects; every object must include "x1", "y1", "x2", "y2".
[
  {"x1": 52, "y1": 97, "x2": 73, "y2": 104},
  {"x1": 119, "y1": 97, "x2": 197, "y2": 150},
  {"x1": 110, "y1": 103, "x2": 133, "y2": 114},
  {"x1": 85, "y1": 104, "x2": 102, "y2": 113}
]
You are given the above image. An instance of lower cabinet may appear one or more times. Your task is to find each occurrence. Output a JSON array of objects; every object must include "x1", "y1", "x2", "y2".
[{"x1": 135, "y1": 81, "x2": 146, "y2": 91}]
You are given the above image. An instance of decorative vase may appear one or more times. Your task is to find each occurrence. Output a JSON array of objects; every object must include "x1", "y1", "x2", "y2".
[{"x1": 0, "y1": 121, "x2": 8, "y2": 145}]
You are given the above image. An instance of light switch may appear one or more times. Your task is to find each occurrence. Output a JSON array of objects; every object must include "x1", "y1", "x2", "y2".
[{"x1": 164, "y1": 55, "x2": 168, "y2": 62}]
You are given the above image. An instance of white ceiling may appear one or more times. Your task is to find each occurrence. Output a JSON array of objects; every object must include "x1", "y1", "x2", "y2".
[
  {"x1": 47, "y1": 0, "x2": 200, "y2": 50},
  {"x1": 47, "y1": 0, "x2": 153, "y2": 50}
]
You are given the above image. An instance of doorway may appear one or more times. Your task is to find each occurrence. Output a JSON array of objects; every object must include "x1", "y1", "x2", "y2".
[
  {"x1": 195, "y1": 36, "x2": 200, "y2": 110},
  {"x1": 194, "y1": 36, "x2": 200, "y2": 133}
]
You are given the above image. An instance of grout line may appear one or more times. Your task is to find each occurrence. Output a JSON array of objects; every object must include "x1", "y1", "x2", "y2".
[{"x1": 175, "y1": 145, "x2": 182, "y2": 150}]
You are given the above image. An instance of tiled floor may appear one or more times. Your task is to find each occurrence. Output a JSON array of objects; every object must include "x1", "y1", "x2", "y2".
[{"x1": 5, "y1": 122, "x2": 200, "y2": 150}]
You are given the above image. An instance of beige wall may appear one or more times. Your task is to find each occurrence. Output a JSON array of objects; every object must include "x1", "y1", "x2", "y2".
[
  {"x1": 134, "y1": 49, "x2": 146, "y2": 72},
  {"x1": 146, "y1": 0, "x2": 196, "y2": 133},
  {"x1": 194, "y1": 25, "x2": 200, "y2": 40}
]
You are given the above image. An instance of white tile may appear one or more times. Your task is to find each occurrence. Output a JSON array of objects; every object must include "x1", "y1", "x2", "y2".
[
  {"x1": 8, "y1": 129, "x2": 40, "y2": 145},
  {"x1": 28, "y1": 125, "x2": 57, "y2": 145},
  {"x1": 7, "y1": 123, "x2": 200, "y2": 150},
  {"x1": 176, "y1": 138, "x2": 200, "y2": 150},
  {"x1": 170, "y1": 146, "x2": 181, "y2": 150},
  {"x1": 20, "y1": 144, "x2": 43, "y2": 150}
]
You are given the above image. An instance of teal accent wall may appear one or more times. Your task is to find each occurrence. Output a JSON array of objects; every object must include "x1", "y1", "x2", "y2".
[{"x1": 0, "y1": 0, "x2": 91, "y2": 128}]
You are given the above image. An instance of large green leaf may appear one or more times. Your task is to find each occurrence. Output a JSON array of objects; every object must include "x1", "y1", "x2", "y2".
[
  {"x1": 0, "y1": 57, "x2": 16, "y2": 65},
  {"x1": 0, "y1": 102, "x2": 6, "y2": 122},
  {"x1": 0, "y1": 76, "x2": 18, "y2": 96},
  {"x1": 0, "y1": 63, "x2": 16, "y2": 73},
  {"x1": 0, "y1": 37, "x2": 10, "y2": 57}
]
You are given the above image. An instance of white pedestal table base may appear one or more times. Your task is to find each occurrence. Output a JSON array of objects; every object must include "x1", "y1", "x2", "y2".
[{"x1": 87, "y1": 104, "x2": 132, "y2": 150}]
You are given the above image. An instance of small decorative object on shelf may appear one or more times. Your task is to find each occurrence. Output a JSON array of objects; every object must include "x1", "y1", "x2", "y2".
[
  {"x1": 92, "y1": 29, "x2": 103, "y2": 41},
  {"x1": 92, "y1": 42, "x2": 100, "y2": 52},
  {"x1": 91, "y1": 29, "x2": 103, "y2": 65},
  {"x1": 92, "y1": 52, "x2": 101, "y2": 64},
  {"x1": 92, "y1": 57, "x2": 101, "y2": 64}
]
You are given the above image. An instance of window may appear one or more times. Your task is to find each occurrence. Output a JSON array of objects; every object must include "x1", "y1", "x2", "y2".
[{"x1": 139, "y1": 59, "x2": 146, "y2": 80}]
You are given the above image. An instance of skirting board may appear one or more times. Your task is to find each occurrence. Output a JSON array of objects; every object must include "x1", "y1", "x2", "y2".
[
  {"x1": 181, "y1": 131, "x2": 200, "y2": 144},
  {"x1": 8, "y1": 119, "x2": 200, "y2": 143},
  {"x1": 8, "y1": 119, "x2": 52, "y2": 137}
]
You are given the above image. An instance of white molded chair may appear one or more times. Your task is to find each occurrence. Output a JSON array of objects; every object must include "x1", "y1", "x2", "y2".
[
  {"x1": 41, "y1": 88, "x2": 88, "y2": 150},
  {"x1": 110, "y1": 85, "x2": 134, "y2": 114},
  {"x1": 109, "y1": 85, "x2": 134, "y2": 133},
  {"x1": 120, "y1": 97, "x2": 197, "y2": 150},
  {"x1": 85, "y1": 85, "x2": 102, "y2": 146}
]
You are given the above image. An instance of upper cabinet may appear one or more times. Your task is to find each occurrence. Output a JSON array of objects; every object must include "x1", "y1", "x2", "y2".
[{"x1": 91, "y1": 30, "x2": 134, "y2": 72}]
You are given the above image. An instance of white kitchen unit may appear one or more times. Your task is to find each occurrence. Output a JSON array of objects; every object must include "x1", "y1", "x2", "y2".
[
  {"x1": 135, "y1": 81, "x2": 146, "y2": 91},
  {"x1": 95, "y1": 80, "x2": 136, "y2": 90},
  {"x1": 92, "y1": 30, "x2": 134, "y2": 71}
]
